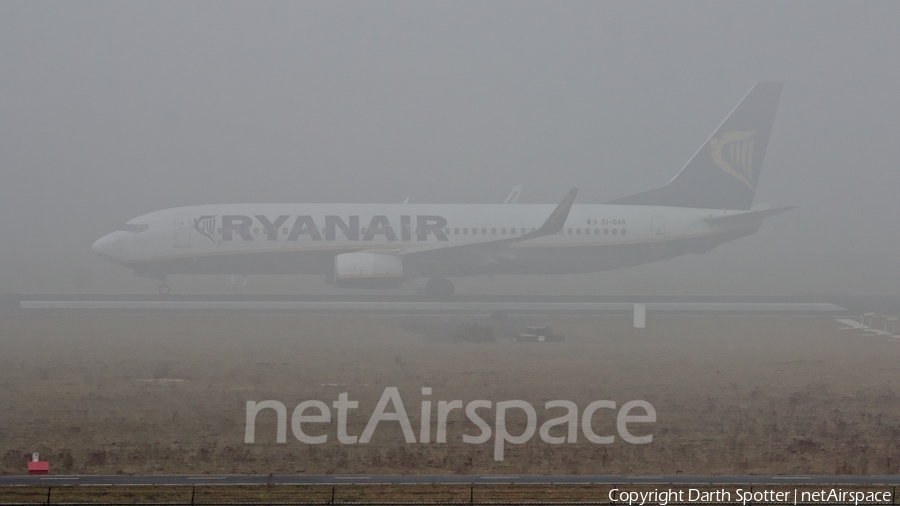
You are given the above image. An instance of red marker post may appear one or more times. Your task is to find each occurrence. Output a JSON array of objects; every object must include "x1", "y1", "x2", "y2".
[{"x1": 27, "y1": 453, "x2": 48, "y2": 475}]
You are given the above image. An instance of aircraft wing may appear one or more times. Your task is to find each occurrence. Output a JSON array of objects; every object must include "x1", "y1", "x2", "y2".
[
  {"x1": 705, "y1": 206, "x2": 796, "y2": 228},
  {"x1": 396, "y1": 188, "x2": 578, "y2": 263}
]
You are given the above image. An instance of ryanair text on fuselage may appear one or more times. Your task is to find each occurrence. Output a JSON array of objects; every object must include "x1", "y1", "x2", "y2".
[{"x1": 202, "y1": 215, "x2": 450, "y2": 243}]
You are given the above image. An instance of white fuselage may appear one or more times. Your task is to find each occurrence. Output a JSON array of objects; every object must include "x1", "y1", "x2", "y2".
[{"x1": 92, "y1": 203, "x2": 758, "y2": 280}]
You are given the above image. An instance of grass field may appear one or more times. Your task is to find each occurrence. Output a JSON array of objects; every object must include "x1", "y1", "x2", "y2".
[
  {"x1": 0, "y1": 484, "x2": 485, "y2": 504},
  {"x1": 1, "y1": 313, "x2": 899, "y2": 475},
  {"x1": 2, "y1": 483, "x2": 894, "y2": 505}
]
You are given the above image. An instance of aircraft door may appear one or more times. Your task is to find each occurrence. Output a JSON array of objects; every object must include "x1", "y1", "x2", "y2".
[
  {"x1": 652, "y1": 216, "x2": 665, "y2": 237},
  {"x1": 174, "y1": 213, "x2": 191, "y2": 248}
]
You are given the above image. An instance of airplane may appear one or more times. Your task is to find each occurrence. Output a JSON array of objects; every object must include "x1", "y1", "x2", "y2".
[
  {"x1": 92, "y1": 82, "x2": 792, "y2": 297},
  {"x1": 503, "y1": 185, "x2": 523, "y2": 204}
]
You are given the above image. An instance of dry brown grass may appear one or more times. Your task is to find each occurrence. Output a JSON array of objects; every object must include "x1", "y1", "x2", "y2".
[
  {"x1": 1, "y1": 314, "x2": 899, "y2": 475},
  {"x1": 42, "y1": 485, "x2": 191, "y2": 504},
  {"x1": 1, "y1": 484, "x2": 897, "y2": 504}
]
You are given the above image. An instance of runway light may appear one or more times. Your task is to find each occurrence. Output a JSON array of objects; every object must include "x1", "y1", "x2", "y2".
[
  {"x1": 27, "y1": 453, "x2": 49, "y2": 475},
  {"x1": 863, "y1": 312, "x2": 876, "y2": 326}
]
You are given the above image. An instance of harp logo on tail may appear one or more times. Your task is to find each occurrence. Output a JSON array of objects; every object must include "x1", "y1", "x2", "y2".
[{"x1": 710, "y1": 129, "x2": 756, "y2": 189}]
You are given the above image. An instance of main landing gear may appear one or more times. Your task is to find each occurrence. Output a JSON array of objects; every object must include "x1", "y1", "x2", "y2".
[{"x1": 425, "y1": 277, "x2": 454, "y2": 299}]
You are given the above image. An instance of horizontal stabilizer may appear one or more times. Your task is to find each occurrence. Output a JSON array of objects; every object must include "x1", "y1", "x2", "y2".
[{"x1": 705, "y1": 206, "x2": 796, "y2": 228}]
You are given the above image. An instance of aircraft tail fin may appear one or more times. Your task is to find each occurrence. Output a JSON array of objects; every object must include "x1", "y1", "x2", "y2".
[{"x1": 607, "y1": 81, "x2": 783, "y2": 210}]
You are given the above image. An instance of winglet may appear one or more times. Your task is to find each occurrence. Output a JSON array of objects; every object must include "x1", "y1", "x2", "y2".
[
  {"x1": 503, "y1": 185, "x2": 524, "y2": 204},
  {"x1": 516, "y1": 187, "x2": 578, "y2": 241},
  {"x1": 397, "y1": 187, "x2": 579, "y2": 259}
]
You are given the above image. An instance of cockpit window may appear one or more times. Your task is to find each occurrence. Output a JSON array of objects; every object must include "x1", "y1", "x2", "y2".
[{"x1": 120, "y1": 224, "x2": 149, "y2": 233}]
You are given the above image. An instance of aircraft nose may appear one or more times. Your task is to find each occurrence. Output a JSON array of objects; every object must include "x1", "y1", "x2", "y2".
[{"x1": 91, "y1": 233, "x2": 124, "y2": 262}]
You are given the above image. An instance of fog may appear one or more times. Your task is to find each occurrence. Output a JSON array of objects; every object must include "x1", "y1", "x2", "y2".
[{"x1": 2, "y1": 1, "x2": 898, "y2": 295}]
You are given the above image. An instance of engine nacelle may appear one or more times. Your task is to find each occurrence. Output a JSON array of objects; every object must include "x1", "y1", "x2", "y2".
[{"x1": 333, "y1": 251, "x2": 404, "y2": 288}]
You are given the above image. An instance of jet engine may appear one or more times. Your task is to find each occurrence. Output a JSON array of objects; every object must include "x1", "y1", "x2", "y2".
[{"x1": 333, "y1": 251, "x2": 404, "y2": 288}]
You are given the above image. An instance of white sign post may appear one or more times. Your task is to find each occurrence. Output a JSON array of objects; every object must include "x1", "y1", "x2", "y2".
[{"x1": 633, "y1": 304, "x2": 646, "y2": 329}]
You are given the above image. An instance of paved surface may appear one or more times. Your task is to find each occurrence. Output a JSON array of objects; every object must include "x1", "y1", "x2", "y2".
[
  {"x1": 4, "y1": 293, "x2": 847, "y2": 316},
  {"x1": 3, "y1": 474, "x2": 900, "y2": 486}
]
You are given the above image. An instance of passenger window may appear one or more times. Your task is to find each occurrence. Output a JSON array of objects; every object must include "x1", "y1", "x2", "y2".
[
  {"x1": 585, "y1": 228, "x2": 590, "y2": 235},
  {"x1": 621, "y1": 228, "x2": 627, "y2": 235},
  {"x1": 594, "y1": 228, "x2": 599, "y2": 235},
  {"x1": 482, "y1": 228, "x2": 487, "y2": 235},
  {"x1": 576, "y1": 228, "x2": 582, "y2": 235},
  {"x1": 464, "y1": 228, "x2": 468, "y2": 235},
  {"x1": 612, "y1": 228, "x2": 618, "y2": 235},
  {"x1": 492, "y1": 228, "x2": 497, "y2": 235},
  {"x1": 454, "y1": 228, "x2": 459, "y2": 234},
  {"x1": 472, "y1": 228, "x2": 478, "y2": 235},
  {"x1": 567, "y1": 228, "x2": 573, "y2": 235},
  {"x1": 501, "y1": 228, "x2": 507, "y2": 234},
  {"x1": 604, "y1": 228, "x2": 609, "y2": 235}
]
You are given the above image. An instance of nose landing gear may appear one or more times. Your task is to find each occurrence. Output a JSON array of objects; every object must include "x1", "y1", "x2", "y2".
[{"x1": 134, "y1": 270, "x2": 172, "y2": 296}]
